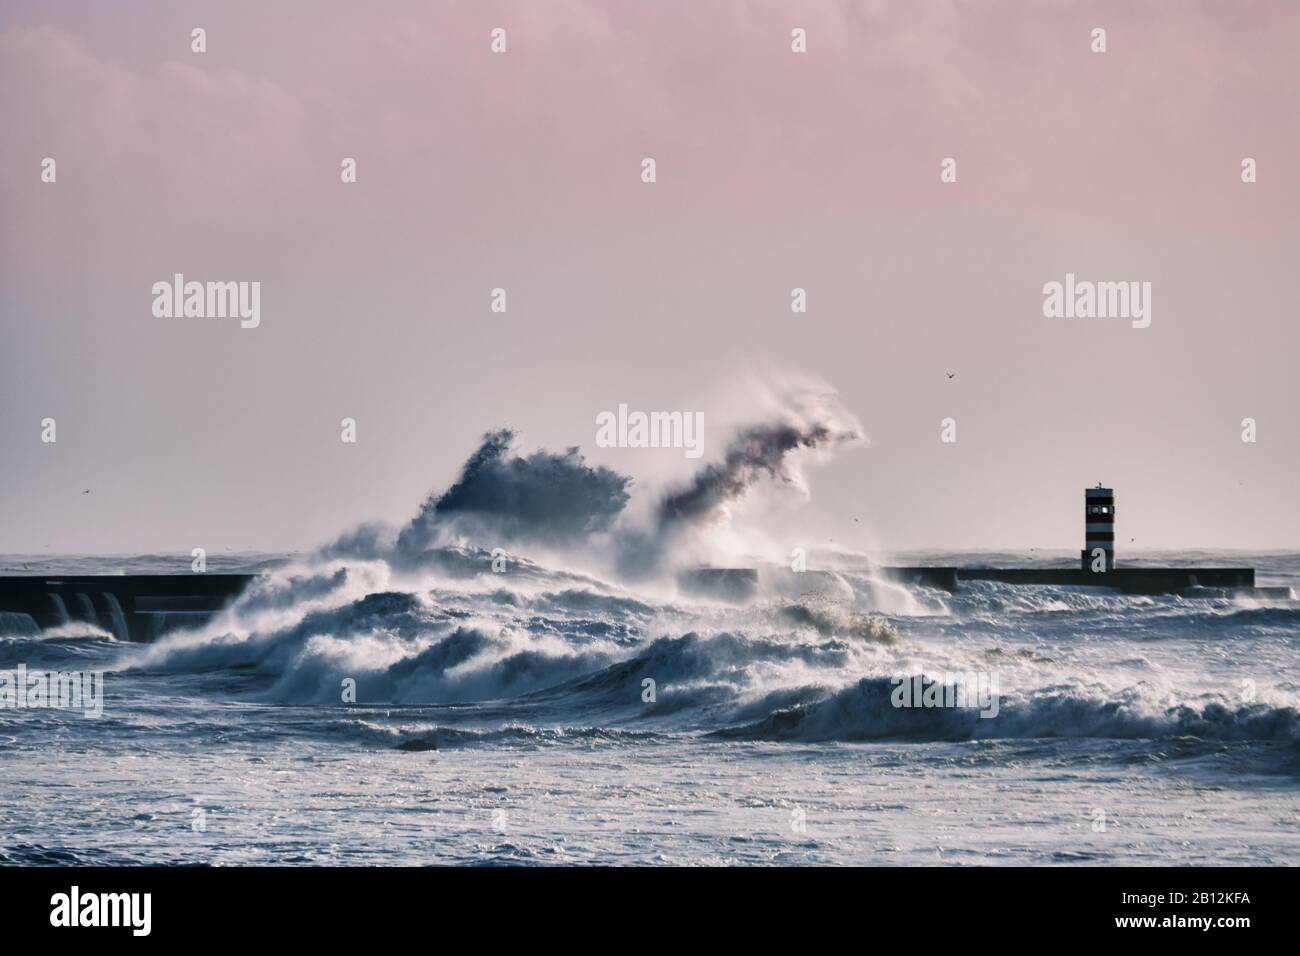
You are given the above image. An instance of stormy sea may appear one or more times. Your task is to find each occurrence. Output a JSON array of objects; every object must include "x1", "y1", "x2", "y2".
[{"x1": 2, "y1": 404, "x2": 1298, "y2": 866}]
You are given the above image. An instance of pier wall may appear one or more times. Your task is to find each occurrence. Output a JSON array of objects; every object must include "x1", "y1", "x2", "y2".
[
  {"x1": 0, "y1": 564, "x2": 1266, "y2": 642},
  {"x1": 0, "y1": 574, "x2": 253, "y2": 642}
]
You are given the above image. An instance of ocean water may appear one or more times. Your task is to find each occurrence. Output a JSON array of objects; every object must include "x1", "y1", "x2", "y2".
[{"x1": 2, "y1": 548, "x2": 1298, "y2": 866}]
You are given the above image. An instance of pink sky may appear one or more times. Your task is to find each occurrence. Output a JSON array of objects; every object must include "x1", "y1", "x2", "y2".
[{"x1": 2, "y1": 1, "x2": 1297, "y2": 552}]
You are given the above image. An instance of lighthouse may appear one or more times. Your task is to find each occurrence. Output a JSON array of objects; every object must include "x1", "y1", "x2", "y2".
[{"x1": 1081, "y1": 484, "x2": 1116, "y2": 571}]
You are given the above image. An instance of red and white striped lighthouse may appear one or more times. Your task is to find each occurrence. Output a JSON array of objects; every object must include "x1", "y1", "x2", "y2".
[{"x1": 1081, "y1": 484, "x2": 1116, "y2": 571}]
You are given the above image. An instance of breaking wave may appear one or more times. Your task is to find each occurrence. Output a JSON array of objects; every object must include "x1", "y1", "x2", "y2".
[
  {"x1": 51, "y1": 377, "x2": 1292, "y2": 776},
  {"x1": 715, "y1": 676, "x2": 1300, "y2": 744}
]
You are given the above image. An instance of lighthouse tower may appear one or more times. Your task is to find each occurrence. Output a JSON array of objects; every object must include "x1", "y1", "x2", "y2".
[{"x1": 1081, "y1": 485, "x2": 1116, "y2": 571}]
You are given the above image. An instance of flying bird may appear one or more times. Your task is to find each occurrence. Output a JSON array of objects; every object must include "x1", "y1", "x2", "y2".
[{"x1": 946, "y1": 372, "x2": 955, "y2": 379}]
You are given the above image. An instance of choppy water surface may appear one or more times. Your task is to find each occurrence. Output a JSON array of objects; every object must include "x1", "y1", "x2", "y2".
[{"x1": 2, "y1": 549, "x2": 1297, "y2": 865}]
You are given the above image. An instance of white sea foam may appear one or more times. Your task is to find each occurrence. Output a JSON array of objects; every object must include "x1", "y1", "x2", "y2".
[{"x1": 3, "y1": 405, "x2": 1298, "y2": 864}]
